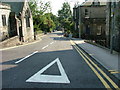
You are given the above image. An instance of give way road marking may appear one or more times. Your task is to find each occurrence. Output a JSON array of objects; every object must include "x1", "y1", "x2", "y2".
[{"x1": 26, "y1": 58, "x2": 70, "y2": 83}]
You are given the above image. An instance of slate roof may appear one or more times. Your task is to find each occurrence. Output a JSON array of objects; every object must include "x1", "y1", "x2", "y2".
[
  {"x1": 0, "y1": 2, "x2": 11, "y2": 9},
  {"x1": 2, "y1": 2, "x2": 24, "y2": 15},
  {"x1": 81, "y1": 0, "x2": 107, "y2": 6}
]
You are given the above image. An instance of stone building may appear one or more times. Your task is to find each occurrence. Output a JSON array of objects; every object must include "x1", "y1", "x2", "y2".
[
  {"x1": 0, "y1": 3, "x2": 11, "y2": 41},
  {"x1": 73, "y1": 0, "x2": 107, "y2": 46},
  {"x1": 1, "y1": 0, "x2": 34, "y2": 42},
  {"x1": 106, "y1": 1, "x2": 120, "y2": 52}
]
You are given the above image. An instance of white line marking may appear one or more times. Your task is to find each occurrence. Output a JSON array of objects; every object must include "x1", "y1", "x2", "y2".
[
  {"x1": 26, "y1": 58, "x2": 70, "y2": 83},
  {"x1": 15, "y1": 51, "x2": 38, "y2": 64},
  {"x1": 42, "y1": 45, "x2": 49, "y2": 49},
  {"x1": 50, "y1": 42, "x2": 54, "y2": 45}
]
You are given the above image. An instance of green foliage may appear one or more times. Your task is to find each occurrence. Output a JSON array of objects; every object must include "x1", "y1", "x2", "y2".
[
  {"x1": 48, "y1": 13, "x2": 60, "y2": 28},
  {"x1": 29, "y1": 0, "x2": 58, "y2": 34},
  {"x1": 42, "y1": 13, "x2": 56, "y2": 32},
  {"x1": 29, "y1": 0, "x2": 51, "y2": 15},
  {"x1": 58, "y1": 2, "x2": 72, "y2": 20},
  {"x1": 29, "y1": 0, "x2": 38, "y2": 16},
  {"x1": 39, "y1": 1, "x2": 51, "y2": 15},
  {"x1": 36, "y1": 30, "x2": 43, "y2": 34},
  {"x1": 64, "y1": 19, "x2": 71, "y2": 30},
  {"x1": 34, "y1": 24, "x2": 40, "y2": 31},
  {"x1": 58, "y1": 2, "x2": 74, "y2": 36}
]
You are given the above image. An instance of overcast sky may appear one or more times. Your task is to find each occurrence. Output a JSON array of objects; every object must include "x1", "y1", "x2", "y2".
[{"x1": 42, "y1": 0, "x2": 85, "y2": 15}]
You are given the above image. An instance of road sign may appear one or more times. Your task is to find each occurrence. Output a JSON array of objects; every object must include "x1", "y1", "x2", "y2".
[{"x1": 26, "y1": 58, "x2": 70, "y2": 83}]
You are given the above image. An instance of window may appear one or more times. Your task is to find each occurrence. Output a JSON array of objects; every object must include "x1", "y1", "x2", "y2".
[
  {"x1": 25, "y1": 9, "x2": 30, "y2": 27},
  {"x1": 74, "y1": 9, "x2": 76, "y2": 19},
  {"x1": 26, "y1": 17, "x2": 30, "y2": 27},
  {"x1": 92, "y1": 0, "x2": 100, "y2": 6},
  {"x1": 2, "y1": 15, "x2": 6, "y2": 26},
  {"x1": 85, "y1": 9, "x2": 88, "y2": 16},
  {"x1": 97, "y1": 26, "x2": 102, "y2": 35}
]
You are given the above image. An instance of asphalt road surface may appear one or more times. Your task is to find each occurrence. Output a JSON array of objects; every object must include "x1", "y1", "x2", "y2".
[{"x1": 1, "y1": 31, "x2": 120, "y2": 89}]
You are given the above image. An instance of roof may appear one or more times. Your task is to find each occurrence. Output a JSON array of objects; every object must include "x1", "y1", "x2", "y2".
[
  {"x1": 0, "y1": 2, "x2": 11, "y2": 9},
  {"x1": 2, "y1": 2, "x2": 24, "y2": 15},
  {"x1": 81, "y1": 0, "x2": 107, "y2": 6}
]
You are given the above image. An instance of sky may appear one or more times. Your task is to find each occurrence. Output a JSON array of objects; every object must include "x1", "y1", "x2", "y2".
[
  {"x1": 42, "y1": 0, "x2": 85, "y2": 15},
  {"x1": 1, "y1": 0, "x2": 85, "y2": 15}
]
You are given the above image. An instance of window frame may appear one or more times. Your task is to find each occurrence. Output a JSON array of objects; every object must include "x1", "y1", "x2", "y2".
[{"x1": 2, "y1": 15, "x2": 7, "y2": 26}]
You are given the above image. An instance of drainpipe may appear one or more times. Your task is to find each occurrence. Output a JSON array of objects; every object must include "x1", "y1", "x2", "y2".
[
  {"x1": 109, "y1": 2, "x2": 113, "y2": 54},
  {"x1": 110, "y1": 2, "x2": 115, "y2": 54},
  {"x1": 78, "y1": 6, "x2": 81, "y2": 38},
  {"x1": 118, "y1": 1, "x2": 120, "y2": 52}
]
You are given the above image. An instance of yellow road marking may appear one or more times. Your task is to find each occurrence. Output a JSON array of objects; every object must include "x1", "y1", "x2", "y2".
[
  {"x1": 70, "y1": 40, "x2": 119, "y2": 89},
  {"x1": 110, "y1": 72, "x2": 120, "y2": 74},
  {"x1": 108, "y1": 70, "x2": 120, "y2": 73},
  {"x1": 75, "y1": 45, "x2": 119, "y2": 89},
  {"x1": 108, "y1": 70, "x2": 120, "y2": 74},
  {"x1": 108, "y1": 70, "x2": 116, "y2": 72},
  {"x1": 70, "y1": 40, "x2": 111, "y2": 89}
]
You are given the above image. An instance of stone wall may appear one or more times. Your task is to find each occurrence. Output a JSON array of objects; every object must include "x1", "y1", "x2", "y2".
[
  {"x1": 0, "y1": 36, "x2": 21, "y2": 49},
  {"x1": 0, "y1": 3, "x2": 11, "y2": 41},
  {"x1": 81, "y1": 6, "x2": 106, "y2": 19},
  {"x1": 20, "y1": 1, "x2": 34, "y2": 42}
]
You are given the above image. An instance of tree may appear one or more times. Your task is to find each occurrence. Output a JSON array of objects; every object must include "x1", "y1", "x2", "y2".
[
  {"x1": 38, "y1": 1, "x2": 52, "y2": 15},
  {"x1": 29, "y1": 0, "x2": 51, "y2": 15},
  {"x1": 29, "y1": 0, "x2": 53, "y2": 34},
  {"x1": 58, "y1": 2, "x2": 73, "y2": 35},
  {"x1": 41, "y1": 13, "x2": 55, "y2": 32},
  {"x1": 58, "y1": 2, "x2": 72, "y2": 20},
  {"x1": 29, "y1": 0, "x2": 38, "y2": 16},
  {"x1": 46, "y1": 13, "x2": 60, "y2": 29}
]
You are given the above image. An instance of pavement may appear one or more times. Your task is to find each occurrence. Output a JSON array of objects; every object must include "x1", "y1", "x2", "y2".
[
  {"x1": 1, "y1": 31, "x2": 120, "y2": 89},
  {"x1": 0, "y1": 34, "x2": 46, "y2": 51},
  {"x1": 72, "y1": 38, "x2": 120, "y2": 80}
]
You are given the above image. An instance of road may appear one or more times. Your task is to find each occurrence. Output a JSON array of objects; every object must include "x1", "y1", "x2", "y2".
[{"x1": 1, "y1": 31, "x2": 119, "y2": 89}]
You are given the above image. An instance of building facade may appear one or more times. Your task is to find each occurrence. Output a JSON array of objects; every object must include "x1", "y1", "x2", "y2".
[
  {"x1": 73, "y1": 0, "x2": 107, "y2": 46},
  {"x1": 106, "y1": 1, "x2": 120, "y2": 52},
  {"x1": 73, "y1": 0, "x2": 120, "y2": 52},
  {"x1": 0, "y1": 3, "x2": 11, "y2": 41},
  {"x1": 0, "y1": 0, "x2": 34, "y2": 42}
]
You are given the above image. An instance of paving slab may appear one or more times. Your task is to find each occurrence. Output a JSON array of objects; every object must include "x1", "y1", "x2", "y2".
[{"x1": 72, "y1": 39, "x2": 120, "y2": 80}]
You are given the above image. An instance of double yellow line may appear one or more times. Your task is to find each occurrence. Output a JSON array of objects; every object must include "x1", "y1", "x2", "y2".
[{"x1": 70, "y1": 40, "x2": 119, "y2": 90}]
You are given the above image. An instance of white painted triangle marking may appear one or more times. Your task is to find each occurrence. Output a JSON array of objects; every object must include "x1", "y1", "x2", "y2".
[{"x1": 26, "y1": 58, "x2": 70, "y2": 83}]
